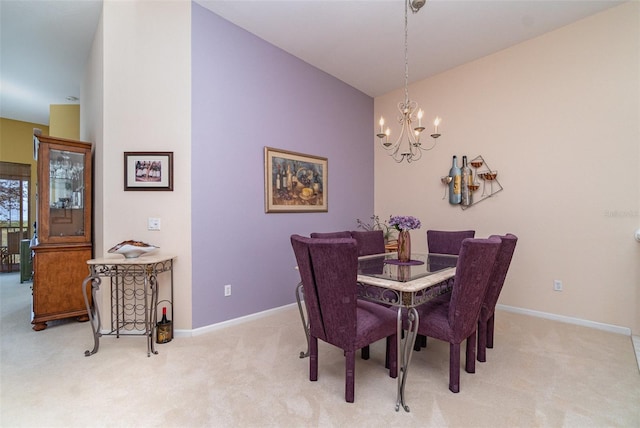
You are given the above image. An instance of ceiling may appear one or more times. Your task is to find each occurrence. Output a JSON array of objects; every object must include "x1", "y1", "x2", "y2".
[{"x1": 0, "y1": 0, "x2": 626, "y2": 126}]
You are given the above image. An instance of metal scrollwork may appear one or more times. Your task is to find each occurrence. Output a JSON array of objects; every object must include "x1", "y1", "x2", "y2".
[{"x1": 82, "y1": 257, "x2": 174, "y2": 357}]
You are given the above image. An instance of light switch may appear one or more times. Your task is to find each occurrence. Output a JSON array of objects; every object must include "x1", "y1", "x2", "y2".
[{"x1": 148, "y1": 217, "x2": 161, "y2": 231}]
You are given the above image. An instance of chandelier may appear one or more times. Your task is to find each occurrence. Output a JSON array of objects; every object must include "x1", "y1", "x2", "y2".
[{"x1": 376, "y1": 0, "x2": 441, "y2": 163}]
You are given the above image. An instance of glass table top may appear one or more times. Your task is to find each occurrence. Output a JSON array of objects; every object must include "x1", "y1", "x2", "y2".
[{"x1": 357, "y1": 252, "x2": 458, "y2": 283}]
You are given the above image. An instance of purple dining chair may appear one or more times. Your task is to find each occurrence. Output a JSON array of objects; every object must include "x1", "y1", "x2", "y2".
[
  {"x1": 308, "y1": 230, "x2": 382, "y2": 360},
  {"x1": 415, "y1": 229, "x2": 476, "y2": 351},
  {"x1": 290, "y1": 234, "x2": 398, "y2": 403},
  {"x1": 427, "y1": 229, "x2": 476, "y2": 255},
  {"x1": 310, "y1": 231, "x2": 352, "y2": 239},
  {"x1": 477, "y1": 233, "x2": 518, "y2": 362},
  {"x1": 350, "y1": 230, "x2": 386, "y2": 256},
  {"x1": 408, "y1": 236, "x2": 501, "y2": 393},
  {"x1": 351, "y1": 229, "x2": 388, "y2": 359}
]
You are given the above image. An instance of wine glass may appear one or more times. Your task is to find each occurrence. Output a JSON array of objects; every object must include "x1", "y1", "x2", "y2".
[
  {"x1": 468, "y1": 157, "x2": 483, "y2": 194},
  {"x1": 479, "y1": 172, "x2": 489, "y2": 197},
  {"x1": 483, "y1": 170, "x2": 498, "y2": 196},
  {"x1": 470, "y1": 158, "x2": 484, "y2": 169},
  {"x1": 440, "y1": 176, "x2": 452, "y2": 199}
]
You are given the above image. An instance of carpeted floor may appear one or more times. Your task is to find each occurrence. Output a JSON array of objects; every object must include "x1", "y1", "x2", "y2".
[{"x1": 1, "y1": 272, "x2": 638, "y2": 427}]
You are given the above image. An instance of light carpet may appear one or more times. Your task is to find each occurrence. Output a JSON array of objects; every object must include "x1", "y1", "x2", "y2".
[{"x1": 1, "y1": 272, "x2": 638, "y2": 427}]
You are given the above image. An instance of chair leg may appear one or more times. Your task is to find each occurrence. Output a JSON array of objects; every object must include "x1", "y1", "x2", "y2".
[
  {"x1": 477, "y1": 320, "x2": 487, "y2": 363},
  {"x1": 385, "y1": 339, "x2": 389, "y2": 369},
  {"x1": 449, "y1": 342, "x2": 461, "y2": 393},
  {"x1": 413, "y1": 334, "x2": 427, "y2": 351},
  {"x1": 413, "y1": 338, "x2": 421, "y2": 352},
  {"x1": 465, "y1": 333, "x2": 476, "y2": 374},
  {"x1": 345, "y1": 350, "x2": 355, "y2": 403},
  {"x1": 487, "y1": 313, "x2": 495, "y2": 348},
  {"x1": 361, "y1": 345, "x2": 370, "y2": 360},
  {"x1": 309, "y1": 336, "x2": 318, "y2": 381},
  {"x1": 386, "y1": 335, "x2": 398, "y2": 378}
]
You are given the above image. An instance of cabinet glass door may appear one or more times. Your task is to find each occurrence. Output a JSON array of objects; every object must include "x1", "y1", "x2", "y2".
[{"x1": 49, "y1": 149, "x2": 86, "y2": 237}]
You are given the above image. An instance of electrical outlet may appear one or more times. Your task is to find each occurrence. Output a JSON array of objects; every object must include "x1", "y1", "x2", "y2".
[
  {"x1": 224, "y1": 284, "x2": 231, "y2": 297},
  {"x1": 148, "y1": 217, "x2": 161, "y2": 231},
  {"x1": 553, "y1": 280, "x2": 563, "y2": 291}
]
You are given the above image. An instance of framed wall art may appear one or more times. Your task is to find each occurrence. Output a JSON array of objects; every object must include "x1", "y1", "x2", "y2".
[
  {"x1": 124, "y1": 151, "x2": 174, "y2": 191},
  {"x1": 264, "y1": 147, "x2": 327, "y2": 213}
]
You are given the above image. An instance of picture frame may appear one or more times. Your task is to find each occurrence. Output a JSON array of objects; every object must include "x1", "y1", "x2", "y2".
[
  {"x1": 124, "y1": 152, "x2": 174, "y2": 191},
  {"x1": 264, "y1": 147, "x2": 328, "y2": 213}
]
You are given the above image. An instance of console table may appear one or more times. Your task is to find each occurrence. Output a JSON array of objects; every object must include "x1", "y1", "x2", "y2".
[{"x1": 82, "y1": 254, "x2": 175, "y2": 357}]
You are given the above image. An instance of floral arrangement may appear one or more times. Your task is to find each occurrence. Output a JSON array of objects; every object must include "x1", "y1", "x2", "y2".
[
  {"x1": 356, "y1": 215, "x2": 396, "y2": 242},
  {"x1": 389, "y1": 215, "x2": 421, "y2": 232}
]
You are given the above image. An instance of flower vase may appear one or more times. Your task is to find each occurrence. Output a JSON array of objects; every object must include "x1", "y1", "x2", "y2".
[{"x1": 397, "y1": 231, "x2": 411, "y2": 262}]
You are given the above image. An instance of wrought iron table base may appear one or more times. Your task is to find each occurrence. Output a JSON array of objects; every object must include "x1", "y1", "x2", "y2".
[{"x1": 295, "y1": 281, "x2": 310, "y2": 358}]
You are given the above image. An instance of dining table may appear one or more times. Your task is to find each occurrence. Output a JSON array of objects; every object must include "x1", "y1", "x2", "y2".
[{"x1": 295, "y1": 251, "x2": 457, "y2": 412}]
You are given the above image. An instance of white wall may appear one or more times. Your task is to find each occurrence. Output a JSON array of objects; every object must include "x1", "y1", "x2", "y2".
[
  {"x1": 375, "y1": 2, "x2": 640, "y2": 332},
  {"x1": 91, "y1": 0, "x2": 192, "y2": 329},
  {"x1": 82, "y1": 8, "x2": 104, "y2": 262}
]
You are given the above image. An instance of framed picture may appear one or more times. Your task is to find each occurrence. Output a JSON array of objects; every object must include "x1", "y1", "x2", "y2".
[
  {"x1": 264, "y1": 147, "x2": 328, "y2": 213},
  {"x1": 124, "y1": 152, "x2": 174, "y2": 191}
]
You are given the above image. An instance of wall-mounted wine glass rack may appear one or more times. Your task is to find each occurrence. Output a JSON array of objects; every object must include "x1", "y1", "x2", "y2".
[{"x1": 442, "y1": 155, "x2": 503, "y2": 210}]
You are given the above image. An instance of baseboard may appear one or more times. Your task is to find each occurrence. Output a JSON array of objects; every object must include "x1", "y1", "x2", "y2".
[
  {"x1": 496, "y1": 304, "x2": 632, "y2": 336},
  {"x1": 170, "y1": 302, "x2": 631, "y2": 339},
  {"x1": 175, "y1": 302, "x2": 298, "y2": 338},
  {"x1": 632, "y1": 335, "x2": 640, "y2": 373}
]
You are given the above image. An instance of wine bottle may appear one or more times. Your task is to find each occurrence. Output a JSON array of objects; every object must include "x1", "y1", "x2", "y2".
[
  {"x1": 449, "y1": 156, "x2": 461, "y2": 205},
  {"x1": 281, "y1": 164, "x2": 288, "y2": 190},
  {"x1": 286, "y1": 165, "x2": 293, "y2": 191},
  {"x1": 461, "y1": 155, "x2": 472, "y2": 206},
  {"x1": 276, "y1": 166, "x2": 281, "y2": 190},
  {"x1": 156, "y1": 306, "x2": 172, "y2": 344}
]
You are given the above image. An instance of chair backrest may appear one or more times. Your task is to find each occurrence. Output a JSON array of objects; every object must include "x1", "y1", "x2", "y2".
[
  {"x1": 307, "y1": 237, "x2": 359, "y2": 350},
  {"x1": 350, "y1": 230, "x2": 385, "y2": 256},
  {"x1": 291, "y1": 234, "x2": 359, "y2": 348},
  {"x1": 447, "y1": 236, "x2": 501, "y2": 342},
  {"x1": 479, "y1": 234, "x2": 518, "y2": 322},
  {"x1": 427, "y1": 230, "x2": 475, "y2": 255},
  {"x1": 310, "y1": 231, "x2": 352, "y2": 239},
  {"x1": 291, "y1": 234, "x2": 327, "y2": 341}
]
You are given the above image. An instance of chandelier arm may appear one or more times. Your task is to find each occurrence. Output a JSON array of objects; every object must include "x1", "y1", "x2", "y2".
[{"x1": 408, "y1": 0, "x2": 426, "y2": 14}]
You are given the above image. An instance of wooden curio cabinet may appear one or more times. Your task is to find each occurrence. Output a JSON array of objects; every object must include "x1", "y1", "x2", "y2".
[{"x1": 31, "y1": 134, "x2": 93, "y2": 331}]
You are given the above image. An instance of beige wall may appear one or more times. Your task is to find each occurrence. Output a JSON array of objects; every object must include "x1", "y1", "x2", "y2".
[
  {"x1": 375, "y1": 3, "x2": 640, "y2": 333},
  {"x1": 49, "y1": 104, "x2": 80, "y2": 140},
  {"x1": 82, "y1": 0, "x2": 192, "y2": 329},
  {"x1": 0, "y1": 118, "x2": 49, "y2": 235}
]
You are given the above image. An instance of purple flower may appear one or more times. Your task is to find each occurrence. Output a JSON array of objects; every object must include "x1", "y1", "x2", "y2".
[{"x1": 389, "y1": 215, "x2": 421, "y2": 231}]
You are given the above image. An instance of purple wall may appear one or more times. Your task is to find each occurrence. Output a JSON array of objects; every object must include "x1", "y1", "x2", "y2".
[{"x1": 191, "y1": 3, "x2": 374, "y2": 328}]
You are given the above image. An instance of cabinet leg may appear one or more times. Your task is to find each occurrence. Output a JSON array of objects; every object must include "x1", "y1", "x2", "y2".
[
  {"x1": 32, "y1": 322, "x2": 47, "y2": 331},
  {"x1": 76, "y1": 315, "x2": 89, "y2": 322}
]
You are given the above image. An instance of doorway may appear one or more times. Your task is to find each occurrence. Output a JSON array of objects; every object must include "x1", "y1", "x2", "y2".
[{"x1": 0, "y1": 161, "x2": 31, "y2": 272}]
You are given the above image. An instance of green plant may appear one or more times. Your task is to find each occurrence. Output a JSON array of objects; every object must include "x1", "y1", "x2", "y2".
[{"x1": 356, "y1": 215, "x2": 397, "y2": 243}]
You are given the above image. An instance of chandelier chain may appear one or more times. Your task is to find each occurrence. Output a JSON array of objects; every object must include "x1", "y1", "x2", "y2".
[{"x1": 404, "y1": 0, "x2": 410, "y2": 105}]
